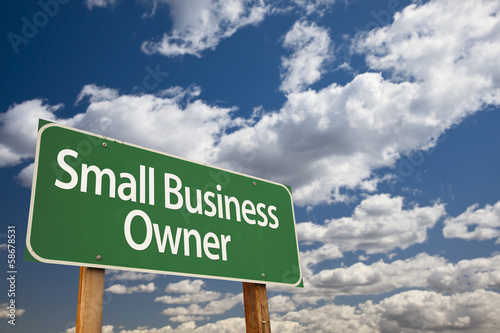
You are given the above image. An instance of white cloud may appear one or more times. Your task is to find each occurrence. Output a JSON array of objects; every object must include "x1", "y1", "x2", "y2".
[
  {"x1": 214, "y1": 0, "x2": 500, "y2": 206},
  {"x1": 62, "y1": 287, "x2": 500, "y2": 333},
  {"x1": 63, "y1": 325, "x2": 115, "y2": 333},
  {"x1": 187, "y1": 317, "x2": 245, "y2": 332},
  {"x1": 297, "y1": 243, "x2": 343, "y2": 282},
  {"x1": 65, "y1": 85, "x2": 235, "y2": 163},
  {"x1": 107, "y1": 270, "x2": 158, "y2": 281},
  {"x1": 443, "y1": 201, "x2": 500, "y2": 242},
  {"x1": 275, "y1": 289, "x2": 500, "y2": 333},
  {"x1": 15, "y1": 162, "x2": 35, "y2": 187},
  {"x1": 0, "y1": 100, "x2": 60, "y2": 167},
  {"x1": 286, "y1": 253, "x2": 500, "y2": 308},
  {"x1": 105, "y1": 282, "x2": 156, "y2": 294},
  {"x1": 273, "y1": 303, "x2": 377, "y2": 333},
  {"x1": 292, "y1": 0, "x2": 337, "y2": 16},
  {"x1": 1, "y1": 85, "x2": 236, "y2": 187},
  {"x1": 155, "y1": 290, "x2": 221, "y2": 305},
  {"x1": 84, "y1": 0, "x2": 117, "y2": 10},
  {"x1": 427, "y1": 255, "x2": 500, "y2": 293},
  {"x1": 154, "y1": 279, "x2": 242, "y2": 322},
  {"x1": 165, "y1": 279, "x2": 205, "y2": 294},
  {"x1": 372, "y1": 289, "x2": 500, "y2": 333},
  {"x1": 357, "y1": 0, "x2": 500, "y2": 93},
  {"x1": 169, "y1": 315, "x2": 208, "y2": 323},
  {"x1": 4, "y1": 1, "x2": 500, "y2": 208},
  {"x1": 305, "y1": 253, "x2": 446, "y2": 297},
  {"x1": 161, "y1": 293, "x2": 243, "y2": 322},
  {"x1": 268, "y1": 295, "x2": 297, "y2": 313},
  {"x1": 297, "y1": 194, "x2": 445, "y2": 254},
  {"x1": 0, "y1": 303, "x2": 26, "y2": 318},
  {"x1": 75, "y1": 84, "x2": 119, "y2": 104},
  {"x1": 114, "y1": 318, "x2": 245, "y2": 333},
  {"x1": 280, "y1": 20, "x2": 333, "y2": 93},
  {"x1": 141, "y1": 0, "x2": 269, "y2": 57}
]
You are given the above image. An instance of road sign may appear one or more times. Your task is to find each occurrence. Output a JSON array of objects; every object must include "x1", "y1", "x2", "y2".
[{"x1": 26, "y1": 121, "x2": 302, "y2": 286}]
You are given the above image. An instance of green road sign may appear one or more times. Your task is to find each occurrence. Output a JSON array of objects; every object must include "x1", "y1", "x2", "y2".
[{"x1": 26, "y1": 122, "x2": 302, "y2": 286}]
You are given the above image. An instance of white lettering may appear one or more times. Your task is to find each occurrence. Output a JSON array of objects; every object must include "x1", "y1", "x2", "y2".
[
  {"x1": 183, "y1": 229, "x2": 202, "y2": 258},
  {"x1": 242, "y1": 200, "x2": 256, "y2": 225},
  {"x1": 221, "y1": 235, "x2": 231, "y2": 261},
  {"x1": 217, "y1": 185, "x2": 223, "y2": 219},
  {"x1": 203, "y1": 232, "x2": 220, "y2": 260},
  {"x1": 81, "y1": 164, "x2": 116, "y2": 197},
  {"x1": 118, "y1": 172, "x2": 136, "y2": 202},
  {"x1": 203, "y1": 191, "x2": 216, "y2": 217},
  {"x1": 256, "y1": 203, "x2": 268, "y2": 227},
  {"x1": 140, "y1": 165, "x2": 146, "y2": 204},
  {"x1": 54, "y1": 149, "x2": 78, "y2": 190},
  {"x1": 185, "y1": 187, "x2": 202, "y2": 214},
  {"x1": 224, "y1": 196, "x2": 241, "y2": 222},
  {"x1": 165, "y1": 173, "x2": 183, "y2": 209},
  {"x1": 124, "y1": 210, "x2": 153, "y2": 251},
  {"x1": 268, "y1": 206, "x2": 279, "y2": 229},
  {"x1": 149, "y1": 167, "x2": 155, "y2": 205},
  {"x1": 153, "y1": 224, "x2": 182, "y2": 254}
]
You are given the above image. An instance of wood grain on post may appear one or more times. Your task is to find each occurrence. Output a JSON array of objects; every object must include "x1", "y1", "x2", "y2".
[
  {"x1": 76, "y1": 267, "x2": 105, "y2": 333},
  {"x1": 243, "y1": 282, "x2": 271, "y2": 333}
]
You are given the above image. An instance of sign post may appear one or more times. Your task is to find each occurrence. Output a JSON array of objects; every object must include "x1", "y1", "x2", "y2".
[
  {"x1": 76, "y1": 267, "x2": 105, "y2": 333},
  {"x1": 243, "y1": 282, "x2": 271, "y2": 333},
  {"x1": 26, "y1": 121, "x2": 302, "y2": 331}
]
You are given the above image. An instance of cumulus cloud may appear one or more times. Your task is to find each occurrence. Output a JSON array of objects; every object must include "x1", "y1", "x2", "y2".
[
  {"x1": 0, "y1": 100, "x2": 60, "y2": 167},
  {"x1": 161, "y1": 293, "x2": 243, "y2": 322},
  {"x1": 75, "y1": 84, "x2": 119, "y2": 104},
  {"x1": 65, "y1": 85, "x2": 235, "y2": 163},
  {"x1": 297, "y1": 194, "x2": 445, "y2": 254},
  {"x1": 214, "y1": 0, "x2": 500, "y2": 205},
  {"x1": 15, "y1": 162, "x2": 35, "y2": 187},
  {"x1": 63, "y1": 325, "x2": 115, "y2": 333},
  {"x1": 84, "y1": 0, "x2": 117, "y2": 10},
  {"x1": 268, "y1": 295, "x2": 297, "y2": 313},
  {"x1": 0, "y1": 303, "x2": 25, "y2": 318},
  {"x1": 4, "y1": 1, "x2": 500, "y2": 207},
  {"x1": 286, "y1": 253, "x2": 500, "y2": 308},
  {"x1": 155, "y1": 290, "x2": 221, "y2": 305},
  {"x1": 141, "y1": 0, "x2": 269, "y2": 57},
  {"x1": 114, "y1": 318, "x2": 245, "y2": 332},
  {"x1": 164, "y1": 279, "x2": 206, "y2": 294},
  {"x1": 303, "y1": 253, "x2": 446, "y2": 298},
  {"x1": 280, "y1": 20, "x2": 333, "y2": 93},
  {"x1": 153, "y1": 279, "x2": 242, "y2": 322},
  {"x1": 427, "y1": 255, "x2": 500, "y2": 293},
  {"x1": 443, "y1": 201, "x2": 500, "y2": 242},
  {"x1": 276, "y1": 289, "x2": 500, "y2": 333},
  {"x1": 292, "y1": 0, "x2": 337, "y2": 16},
  {"x1": 63, "y1": 288, "x2": 500, "y2": 333},
  {"x1": 357, "y1": 0, "x2": 500, "y2": 98},
  {"x1": 105, "y1": 282, "x2": 156, "y2": 294},
  {"x1": 107, "y1": 270, "x2": 158, "y2": 281},
  {"x1": 372, "y1": 289, "x2": 500, "y2": 333},
  {"x1": 274, "y1": 303, "x2": 378, "y2": 332},
  {"x1": 1, "y1": 85, "x2": 236, "y2": 187},
  {"x1": 300, "y1": 243, "x2": 343, "y2": 267},
  {"x1": 61, "y1": 287, "x2": 500, "y2": 332}
]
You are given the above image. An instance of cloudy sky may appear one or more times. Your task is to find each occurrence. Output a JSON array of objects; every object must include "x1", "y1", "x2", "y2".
[{"x1": 2, "y1": 0, "x2": 500, "y2": 332}]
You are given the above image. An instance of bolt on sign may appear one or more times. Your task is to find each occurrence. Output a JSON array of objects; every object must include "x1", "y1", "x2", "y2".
[{"x1": 25, "y1": 121, "x2": 302, "y2": 286}]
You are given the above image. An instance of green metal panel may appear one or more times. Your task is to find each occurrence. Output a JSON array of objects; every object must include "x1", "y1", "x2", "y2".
[{"x1": 26, "y1": 122, "x2": 302, "y2": 287}]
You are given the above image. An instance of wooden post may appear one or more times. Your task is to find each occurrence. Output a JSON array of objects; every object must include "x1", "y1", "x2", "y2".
[
  {"x1": 243, "y1": 282, "x2": 271, "y2": 333},
  {"x1": 76, "y1": 267, "x2": 105, "y2": 333}
]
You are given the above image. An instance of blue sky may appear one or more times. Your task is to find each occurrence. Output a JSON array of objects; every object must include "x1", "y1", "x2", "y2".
[{"x1": 2, "y1": 0, "x2": 500, "y2": 332}]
